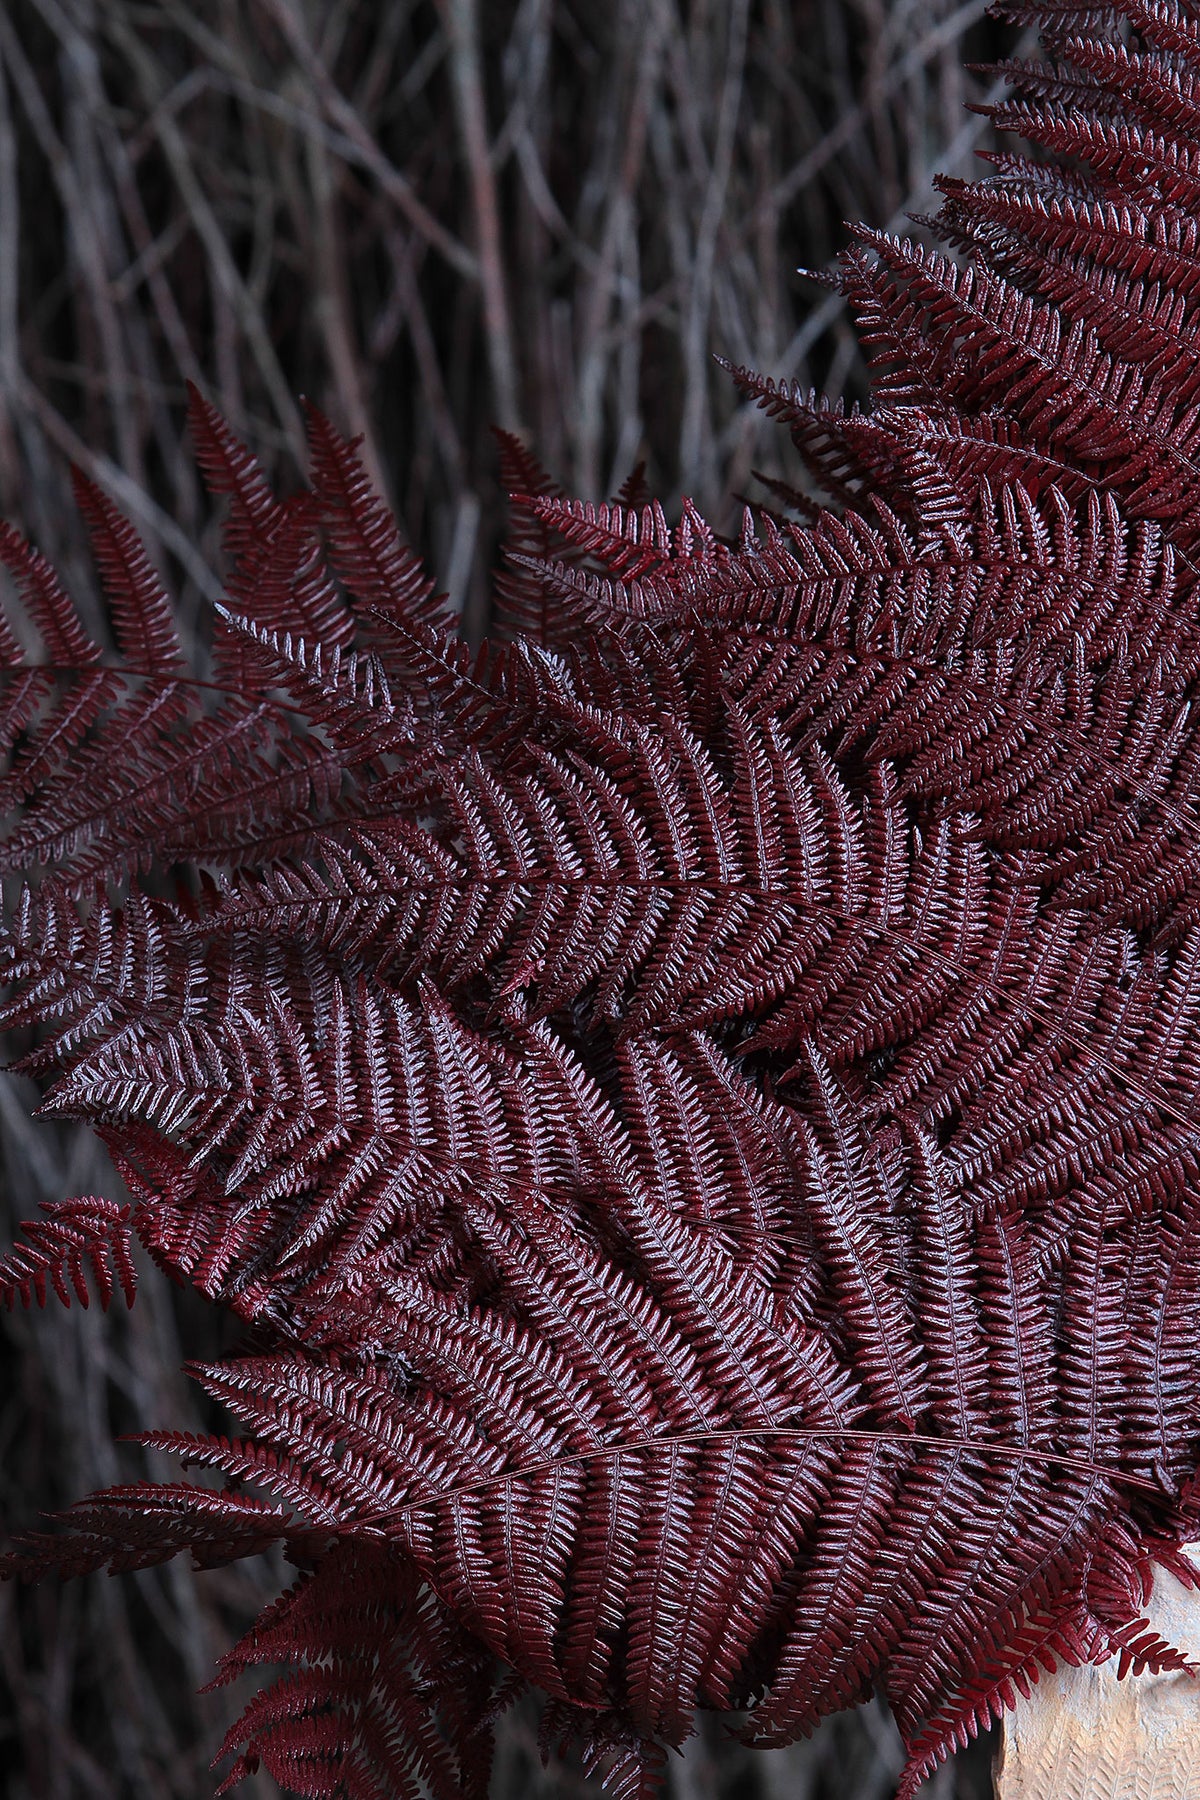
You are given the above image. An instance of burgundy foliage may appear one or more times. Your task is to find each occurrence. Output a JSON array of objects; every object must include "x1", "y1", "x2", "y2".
[{"x1": 6, "y1": 2, "x2": 1200, "y2": 1794}]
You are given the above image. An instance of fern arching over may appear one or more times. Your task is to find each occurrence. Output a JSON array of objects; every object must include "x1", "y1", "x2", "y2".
[{"x1": 8, "y1": 3, "x2": 1200, "y2": 1796}]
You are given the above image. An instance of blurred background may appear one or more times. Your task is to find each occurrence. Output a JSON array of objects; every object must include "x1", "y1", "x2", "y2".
[{"x1": 0, "y1": 2, "x2": 1031, "y2": 1794}]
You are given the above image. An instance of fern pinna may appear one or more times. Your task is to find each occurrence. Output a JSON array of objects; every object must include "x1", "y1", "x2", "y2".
[{"x1": 7, "y1": 1, "x2": 1200, "y2": 1794}]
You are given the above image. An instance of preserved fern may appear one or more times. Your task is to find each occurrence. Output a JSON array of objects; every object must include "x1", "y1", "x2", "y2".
[{"x1": 6, "y1": 4, "x2": 1200, "y2": 1795}]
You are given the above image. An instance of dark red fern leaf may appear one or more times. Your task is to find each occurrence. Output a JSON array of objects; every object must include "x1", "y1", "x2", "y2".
[
  {"x1": 69, "y1": 469, "x2": 186, "y2": 673},
  {"x1": 0, "y1": 520, "x2": 101, "y2": 667},
  {"x1": 210, "y1": 1545, "x2": 499, "y2": 1800},
  {"x1": 0, "y1": 1483, "x2": 302, "y2": 1581},
  {"x1": 301, "y1": 401, "x2": 451, "y2": 639},
  {"x1": 0, "y1": 484, "x2": 370, "y2": 890},
  {"x1": 0, "y1": 1195, "x2": 135, "y2": 1310},
  {"x1": 491, "y1": 428, "x2": 569, "y2": 644}
]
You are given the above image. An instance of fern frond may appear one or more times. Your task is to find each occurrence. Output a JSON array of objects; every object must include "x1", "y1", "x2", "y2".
[
  {"x1": 0, "y1": 1196, "x2": 135, "y2": 1310},
  {"x1": 302, "y1": 402, "x2": 451, "y2": 638},
  {"x1": 0, "y1": 1483, "x2": 298, "y2": 1581},
  {"x1": 70, "y1": 470, "x2": 186, "y2": 672},
  {"x1": 211, "y1": 1546, "x2": 498, "y2": 1800}
]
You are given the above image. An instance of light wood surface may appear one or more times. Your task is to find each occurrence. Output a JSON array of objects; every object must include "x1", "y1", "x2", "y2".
[{"x1": 995, "y1": 1552, "x2": 1200, "y2": 1799}]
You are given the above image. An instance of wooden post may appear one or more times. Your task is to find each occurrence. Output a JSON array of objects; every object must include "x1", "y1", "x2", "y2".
[{"x1": 994, "y1": 1551, "x2": 1200, "y2": 1799}]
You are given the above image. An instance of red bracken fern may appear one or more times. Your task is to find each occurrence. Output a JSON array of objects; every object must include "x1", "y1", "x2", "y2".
[{"x1": 7, "y1": 3, "x2": 1200, "y2": 1795}]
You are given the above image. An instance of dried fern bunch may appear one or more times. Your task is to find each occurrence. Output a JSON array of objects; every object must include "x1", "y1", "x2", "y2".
[{"x1": 6, "y1": 2, "x2": 1200, "y2": 1796}]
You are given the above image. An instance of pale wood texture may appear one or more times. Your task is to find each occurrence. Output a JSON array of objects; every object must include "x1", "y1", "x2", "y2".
[{"x1": 995, "y1": 1550, "x2": 1200, "y2": 1800}]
